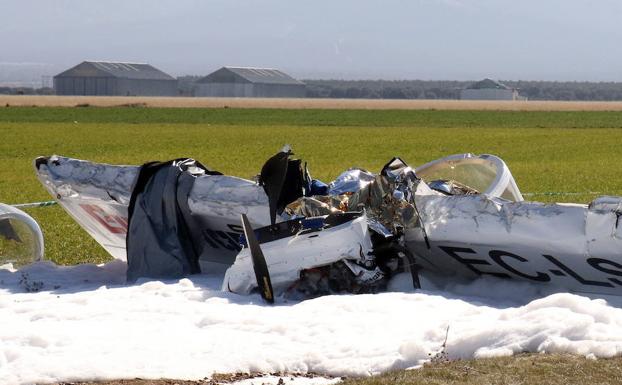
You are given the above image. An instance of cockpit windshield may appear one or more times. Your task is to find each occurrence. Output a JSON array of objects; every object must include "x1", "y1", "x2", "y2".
[
  {"x1": 415, "y1": 153, "x2": 523, "y2": 202},
  {"x1": 0, "y1": 203, "x2": 44, "y2": 268}
]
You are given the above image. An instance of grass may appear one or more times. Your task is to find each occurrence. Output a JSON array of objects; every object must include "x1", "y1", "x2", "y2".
[
  {"x1": 2, "y1": 107, "x2": 622, "y2": 264},
  {"x1": 342, "y1": 354, "x2": 622, "y2": 385},
  {"x1": 4, "y1": 106, "x2": 622, "y2": 127}
]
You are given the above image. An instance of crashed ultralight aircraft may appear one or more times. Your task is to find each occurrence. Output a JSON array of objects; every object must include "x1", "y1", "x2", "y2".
[{"x1": 33, "y1": 148, "x2": 622, "y2": 300}]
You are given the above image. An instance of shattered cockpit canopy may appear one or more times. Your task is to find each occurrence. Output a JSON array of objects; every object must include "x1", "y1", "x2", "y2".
[
  {"x1": 0, "y1": 203, "x2": 44, "y2": 268},
  {"x1": 415, "y1": 153, "x2": 523, "y2": 202}
]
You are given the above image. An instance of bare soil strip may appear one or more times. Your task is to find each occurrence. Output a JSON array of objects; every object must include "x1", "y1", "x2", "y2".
[
  {"x1": 53, "y1": 372, "x2": 336, "y2": 385},
  {"x1": 4, "y1": 95, "x2": 622, "y2": 111},
  {"x1": 50, "y1": 354, "x2": 622, "y2": 385}
]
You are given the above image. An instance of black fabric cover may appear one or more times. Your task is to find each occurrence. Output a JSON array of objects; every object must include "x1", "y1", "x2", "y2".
[
  {"x1": 259, "y1": 151, "x2": 289, "y2": 226},
  {"x1": 126, "y1": 159, "x2": 216, "y2": 283},
  {"x1": 259, "y1": 150, "x2": 307, "y2": 226}
]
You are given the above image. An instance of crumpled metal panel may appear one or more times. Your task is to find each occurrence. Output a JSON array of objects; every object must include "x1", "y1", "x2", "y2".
[
  {"x1": 222, "y1": 214, "x2": 374, "y2": 295},
  {"x1": 347, "y1": 170, "x2": 420, "y2": 233},
  {"x1": 410, "y1": 192, "x2": 622, "y2": 296},
  {"x1": 284, "y1": 195, "x2": 346, "y2": 218},
  {"x1": 328, "y1": 168, "x2": 376, "y2": 196},
  {"x1": 37, "y1": 155, "x2": 138, "y2": 205},
  {"x1": 35, "y1": 156, "x2": 271, "y2": 265}
]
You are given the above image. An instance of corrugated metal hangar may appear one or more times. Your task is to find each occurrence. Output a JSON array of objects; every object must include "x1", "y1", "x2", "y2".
[
  {"x1": 194, "y1": 67, "x2": 306, "y2": 98},
  {"x1": 54, "y1": 61, "x2": 178, "y2": 96},
  {"x1": 460, "y1": 78, "x2": 525, "y2": 101}
]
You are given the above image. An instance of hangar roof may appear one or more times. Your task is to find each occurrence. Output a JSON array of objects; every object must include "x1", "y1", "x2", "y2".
[
  {"x1": 55, "y1": 61, "x2": 175, "y2": 80},
  {"x1": 197, "y1": 67, "x2": 305, "y2": 85},
  {"x1": 467, "y1": 78, "x2": 511, "y2": 90}
]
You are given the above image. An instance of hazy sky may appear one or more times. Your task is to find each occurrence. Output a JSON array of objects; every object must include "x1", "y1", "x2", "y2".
[{"x1": 1, "y1": 0, "x2": 622, "y2": 81}]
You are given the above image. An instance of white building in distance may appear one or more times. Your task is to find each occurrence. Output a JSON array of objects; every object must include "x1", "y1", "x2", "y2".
[{"x1": 460, "y1": 78, "x2": 526, "y2": 101}]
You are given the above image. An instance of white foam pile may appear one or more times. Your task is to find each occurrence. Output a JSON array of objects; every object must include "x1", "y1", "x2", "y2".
[{"x1": 2, "y1": 261, "x2": 622, "y2": 385}]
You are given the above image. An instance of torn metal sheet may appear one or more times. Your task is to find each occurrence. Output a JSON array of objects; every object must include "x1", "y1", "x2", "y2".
[
  {"x1": 328, "y1": 168, "x2": 376, "y2": 195},
  {"x1": 222, "y1": 213, "x2": 375, "y2": 296},
  {"x1": 284, "y1": 195, "x2": 346, "y2": 218},
  {"x1": 346, "y1": 159, "x2": 420, "y2": 233},
  {"x1": 35, "y1": 155, "x2": 271, "y2": 265},
  {"x1": 409, "y1": 193, "x2": 622, "y2": 296},
  {"x1": 367, "y1": 218, "x2": 393, "y2": 238}
]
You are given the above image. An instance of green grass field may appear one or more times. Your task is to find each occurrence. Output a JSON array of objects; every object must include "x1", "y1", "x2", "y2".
[
  {"x1": 2, "y1": 106, "x2": 622, "y2": 264},
  {"x1": 341, "y1": 354, "x2": 622, "y2": 385},
  {"x1": 3, "y1": 106, "x2": 622, "y2": 384}
]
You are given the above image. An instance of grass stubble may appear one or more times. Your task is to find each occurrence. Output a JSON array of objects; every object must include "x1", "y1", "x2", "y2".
[{"x1": 1, "y1": 105, "x2": 621, "y2": 384}]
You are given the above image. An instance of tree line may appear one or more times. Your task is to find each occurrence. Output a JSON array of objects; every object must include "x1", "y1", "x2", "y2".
[
  {"x1": 0, "y1": 86, "x2": 54, "y2": 95},
  {"x1": 304, "y1": 80, "x2": 622, "y2": 101},
  {"x1": 5, "y1": 79, "x2": 622, "y2": 101}
]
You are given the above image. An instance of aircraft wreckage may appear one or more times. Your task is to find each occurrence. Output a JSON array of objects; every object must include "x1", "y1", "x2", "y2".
[{"x1": 3, "y1": 147, "x2": 620, "y2": 300}]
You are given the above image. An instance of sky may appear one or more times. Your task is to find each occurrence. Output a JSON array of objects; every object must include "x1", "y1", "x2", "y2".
[{"x1": 1, "y1": 0, "x2": 622, "y2": 82}]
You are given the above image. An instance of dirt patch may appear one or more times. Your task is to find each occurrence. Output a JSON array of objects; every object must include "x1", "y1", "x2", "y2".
[
  {"x1": 4, "y1": 95, "x2": 622, "y2": 111},
  {"x1": 53, "y1": 372, "x2": 339, "y2": 385},
  {"x1": 56, "y1": 380, "x2": 205, "y2": 385}
]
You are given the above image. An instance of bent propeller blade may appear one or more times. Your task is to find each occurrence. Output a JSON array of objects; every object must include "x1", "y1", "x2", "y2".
[{"x1": 240, "y1": 213, "x2": 275, "y2": 303}]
